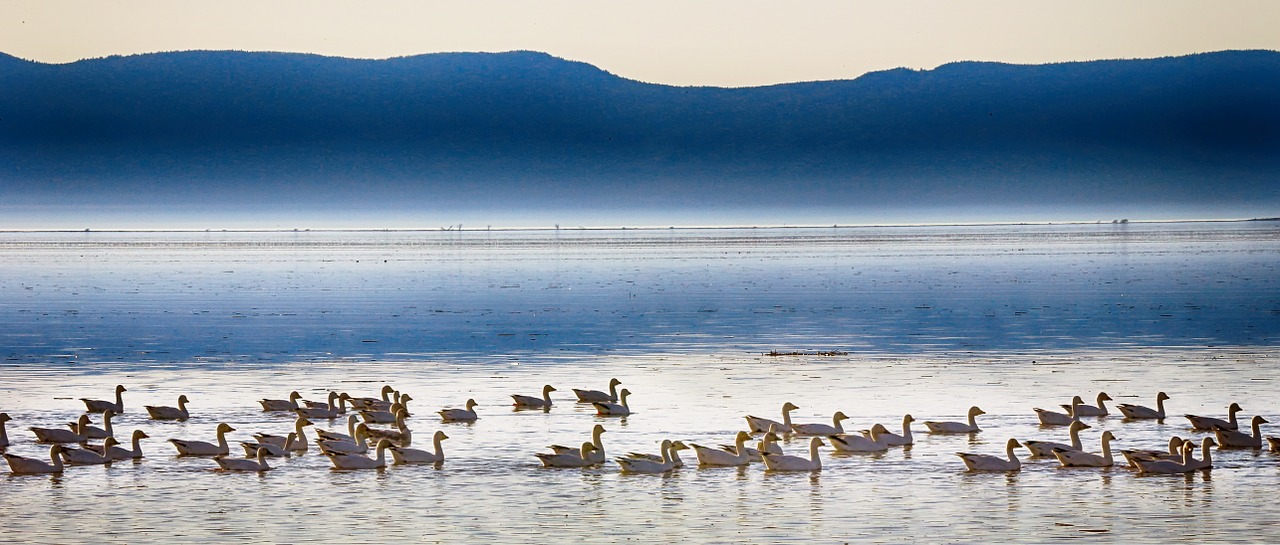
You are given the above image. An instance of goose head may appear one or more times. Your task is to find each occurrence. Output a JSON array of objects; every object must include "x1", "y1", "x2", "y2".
[
  {"x1": 1168, "y1": 436, "x2": 1184, "y2": 449},
  {"x1": 465, "y1": 399, "x2": 478, "y2": 411},
  {"x1": 380, "y1": 385, "x2": 396, "y2": 397},
  {"x1": 1006, "y1": 438, "x2": 1023, "y2": 450},
  {"x1": 289, "y1": 391, "x2": 302, "y2": 401},
  {"x1": 1202, "y1": 437, "x2": 1217, "y2": 448},
  {"x1": 177, "y1": 395, "x2": 189, "y2": 405},
  {"x1": 1252, "y1": 415, "x2": 1269, "y2": 426},
  {"x1": 542, "y1": 384, "x2": 556, "y2": 394},
  {"x1": 374, "y1": 438, "x2": 394, "y2": 451},
  {"x1": 810, "y1": 437, "x2": 825, "y2": 448},
  {"x1": 608, "y1": 378, "x2": 622, "y2": 388},
  {"x1": 871, "y1": 423, "x2": 890, "y2": 434},
  {"x1": 734, "y1": 431, "x2": 752, "y2": 444},
  {"x1": 1101, "y1": 431, "x2": 1117, "y2": 442},
  {"x1": 1068, "y1": 420, "x2": 1091, "y2": 432},
  {"x1": 832, "y1": 411, "x2": 849, "y2": 422},
  {"x1": 75, "y1": 414, "x2": 91, "y2": 430},
  {"x1": 968, "y1": 406, "x2": 986, "y2": 417},
  {"x1": 782, "y1": 402, "x2": 799, "y2": 412},
  {"x1": 399, "y1": 394, "x2": 413, "y2": 403},
  {"x1": 903, "y1": 414, "x2": 915, "y2": 424},
  {"x1": 1156, "y1": 392, "x2": 1170, "y2": 402},
  {"x1": 103, "y1": 437, "x2": 120, "y2": 449},
  {"x1": 433, "y1": 431, "x2": 449, "y2": 443},
  {"x1": 617, "y1": 389, "x2": 631, "y2": 402},
  {"x1": 1228, "y1": 402, "x2": 1243, "y2": 413},
  {"x1": 115, "y1": 385, "x2": 128, "y2": 394},
  {"x1": 1098, "y1": 392, "x2": 1112, "y2": 402},
  {"x1": 102, "y1": 409, "x2": 116, "y2": 421},
  {"x1": 131, "y1": 430, "x2": 150, "y2": 441},
  {"x1": 297, "y1": 418, "x2": 315, "y2": 428},
  {"x1": 1071, "y1": 396, "x2": 1085, "y2": 406},
  {"x1": 581, "y1": 443, "x2": 598, "y2": 455},
  {"x1": 216, "y1": 423, "x2": 236, "y2": 434},
  {"x1": 592, "y1": 424, "x2": 607, "y2": 438},
  {"x1": 354, "y1": 423, "x2": 370, "y2": 438},
  {"x1": 0, "y1": 413, "x2": 10, "y2": 423},
  {"x1": 670, "y1": 441, "x2": 690, "y2": 452}
]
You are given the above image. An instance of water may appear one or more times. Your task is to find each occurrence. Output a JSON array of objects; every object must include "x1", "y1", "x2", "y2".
[{"x1": 1, "y1": 222, "x2": 1279, "y2": 543}]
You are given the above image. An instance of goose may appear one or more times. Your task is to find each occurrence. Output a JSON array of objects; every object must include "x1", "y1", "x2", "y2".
[
  {"x1": 745, "y1": 402, "x2": 799, "y2": 434},
  {"x1": 617, "y1": 440, "x2": 690, "y2": 473},
  {"x1": 1024, "y1": 420, "x2": 1092, "y2": 457},
  {"x1": 259, "y1": 391, "x2": 303, "y2": 412},
  {"x1": 5, "y1": 445, "x2": 64, "y2": 474},
  {"x1": 1122, "y1": 436, "x2": 1185, "y2": 468},
  {"x1": 240, "y1": 432, "x2": 297, "y2": 458},
  {"x1": 762, "y1": 437, "x2": 824, "y2": 472},
  {"x1": 791, "y1": 411, "x2": 849, "y2": 436},
  {"x1": 439, "y1": 399, "x2": 479, "y2": 422},
  {"x1": 361, "y1": 399, "x2": 410, "y2": 424},
  {"x1": 347, "y1": 385, "x2": 397, "y2": 412},
  {"x1": 253, "y1": 417, "x2": 313, "y2": 452},
  {"x1": 1132, "y1": 442, "x2": 1197, "y2": 475},
  {"x1": 169, "y1": 423, "x2": 236, "y2": 456},
  {"x1": 957, "y1": 438, "x2": 1023, "y2": 472},
  {"x1": 1053, "y1": 430, "x2": 1118, "y2": 467},
  {"x1": 317, "y1": 424, "x2": 371, "y2": 455},
  {"x1": 216, "y1": 447, "x2": 272, "y2": 472},
  {"x1": 296, "y1": 392, "x2": 349, "y2": 420},
  {"x1": 32, "y1": 415, "x2": 91, "y2": 444},
  {"x1": 573, "y1": 378, "x2": 622, "y2": 403},
  {"x1": 865, "y1": 414, "x2": 915, "y2": 446},
  {"x1": 692, "y1": 431, "x2": 752, "y2": 467},
  {"x1": 1214, "y1": 415, "x2": 1268, "y2": 449},
  {"x1": 1184, "y1": 437, "x2": 1216, "y2": 471},
  {"x1": 325, "y1": 439, "x2": 394, "y2": 470},
  {"x1": 1064, "y1": 392, "x2": 1112, "y2": 417},
  {"x1": 82, "y1": 384, "x2": 126, "y2": 414},
  {"x1": 67, "y1": 409, "x2": 114, "y2": 440},
  {"x1": 513, "y1": 384, "x2": 557, "y2": 409},
  {"x1": 59, "y1": 444, "x2": 113, "y2": 465},
  {"x1": 103, "y1": 430, "x2": 149, "y2": 460},
  {"x1": 390, "y1": 431, "x2": 449, "y2": 464},
  {"x1": 0, "y1": 413, "x2": 10, "y2": 449},
  {"x1": 1186, "y1": 402, "x2": 1243, "y2": 431},
  {"x1": 629, "y1": 439, "x2": 694, "y2": 467},
  {"x1": 145, "y1": 394, "x2": 191, "y2": 421},
  {"x1": 1117, "y1": 392, "x2": 1170, "y2": 420},
  {"x1": 549, "y1": 424, "x2": 607, "y2": 464},
  {"x1": 316, "y1": 415, "x2": 360, "y2": 443},
  {"x1": 364, "y1": 409, "x2": 412, "y2": 446},
  {"x1": 829, "y1": 432, "x2": 889, "y2": 453},
  {"x1": 536, "y1": 443, "x2": 599, "y2": 468},
  {"x1": 925, "y1": 406, "x2": 985, "y2": 434},
  {"x1": 1034, "y1": 397, "x2": 1082, "y2": 426},
  {"x1": 1268, "y1": 437, "x2": 1280, "y2": 453},
  {"x1": 723, "y1": 429, "x2": 782, "y2": 461},
  {"x1": 593, "y1": 389, "x2": 632, "y2": 416}
]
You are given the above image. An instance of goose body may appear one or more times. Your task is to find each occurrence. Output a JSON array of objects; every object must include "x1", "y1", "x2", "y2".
[
  {"x1": 1268, "y1": 437, "x2": 1280, "y2": 452},
  {"x1": 1133, "y1": 442, "x2": 1197, "y2": 474},
  {"x1": 573, "y1": 378, "x2": 621, "y2": 403},
  {"x1": 1053, "y1": 431, "x2": 1117, "y2": 467},
  {"x1": 925, "y1": 406, "x2": 985, "y2": 434},
  {"x1": 791, "y1": 411, "x2": 848, "y2": 436},
  {"x1": 957, "y1": 438, "x2": 1023, "y2": 472},
  {"x1": 1117, "y1": 392, "x2": 1169, "y2": 420},
  {"x1": 317, "y1": 424, "x2": 371, "y2": 455},
  {"x1": 1035, "y1": 397, "x2": 1081, "y2": 426},
  {"x1": 692, "y1": 431, "x2": 752, "y2": 467},
  {"x1": 241, "y1": 432, "x2": 297, "y2": 458},
  {"x1": 762, "y1": 437, "x2": 824, "y2": 471},
  {"x1": 1024, "y1": 420, "x2": 1091, "y2": 457},
  {"x1": 548, "y1": 424, "x2": 607, "y2": 464},
  {"x1": 536, "y1": 443, "x2": 599, "y2": 468},
  {"x1": 59, "y1": 445, "x2": 113, "y2": 465},
  {"x1": 169, "y1": 423, "x2": 235, "y2": 456},
  {"x1": 439, "y1": 399, "x2": 479, "y2": 422},
  {"x1": 326, "y1": 439, "x2": 394, "y2": 470},
  {"x1": 5, "y1": 445, "x2": 64, "y2": 474},
  {"x1": 512, "y1": 385, "x2": 556, "y2": 409},
  {"x1": 390, "y1": 431, "x2": 448, "y2": 464},
  {"x1": 593, "y1": 389, "x2": 632, "y2": 416},
  {"x1": 259, "y1": 391, "x2": 303, "y2": 412},
  {"x1": 1214, "y1": 415, "x2": 1268, "y2": 449},
  {"x1": 145, "y1": 395, "x2": 190, "y2": 421},
  {"x1": 618, "y1": 440, "x2": 689, "y2": 473},
  {"x1": 315, "y1": 415, "x2": 360, "y2": 443},
  {"x1": 68, "y1": 410, "x2": 114, "y2": 439},
  {"x1": 216, "y1": 448, "x2": 272, "y2": 471},
  {"x1": 829, "y1": 432, "x2": 888, "y2": 453},
  {"x1": 865, "y1": 415, "x2": 915, "y2": 446},
  {"x1": 253, "y1": 417, "x2": 313, "y2": 452},
  {"x1": 1121, "y1": 436, "x2": 1185, "y2": 468},
  {"x1": 1063, "y1": 392, "x2": 1112, "y2": 417},
  {"x1": 33, "y1": 415, "x2": 91, "y2": 444},
  {"x1": 1186, "y1": 402, "x2": 1242, "y2": 431},
  {"x1": 104, "y1": 430, "x2": 149, "y2": 460},
  {"x1": 82, "y1": 385, "x2": 126, "y2": 414},
  {"x1": 745, "y1": 402, "x2": 799, "y2": 434}
]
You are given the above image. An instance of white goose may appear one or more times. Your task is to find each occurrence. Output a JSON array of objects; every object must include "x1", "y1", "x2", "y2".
[
  {"x1": 957, "y1": 438, "x2": 1023, "y2": 472},
  {"x1": 536, "y1": 443, "x2": 599, "y2": 468},
  {"x1": 1184, "y1": 437, "x2": 1216, "y2": 471},
  {"x1": 169, "y1": 423, "x2": 236, "y2": 456},
  {"x1": 593, "y1": 389, "x2": 632, "y2": 416},
  {"x1": 296, "y1": 392, "x2": 349, "y2": 419},
  {"x1": 259, "y1": 391, "x2": 303, "y2": 412},
  {"x1": 692, "y1": 431, "x2": 753, "y2": 467},
  {"x1": 82, "y1": 384, "x2": 126, "y2": 414},
  {"x1": 145, "y1": 395, "x2": 191, "y2": 421},
  {"x1": 103, "y1": 430, "x2": 149, "y2": 460},
  {"x1": 925, "y1": 406, "x2": 985, "y2": 434},
  {"x1": 347, "y1": 385, "x2": 397, "y2": 412},
  {"x1": 549, "y1": 424, "x2": 607, "y2": 464},
  {"x1": 723, "y1": 429, "x2": 783, "y2": 461},
  {"x1": 573, "y1": 378, "x2": 622, "y2": 403},
  {"x1": 1117, "y1": 392, "x2": 1170, "y2": 420},
  {"x1": 762, "y1": 437, "x2": 824, "y2": 471},
  {"x1": 32, "y1": 415, "x2": 91, "y2": 444},
  {"x1": 439, "y1": 399, "x2": 479, "y2": 422},
  {"x1": 1186, "y1": 402, "x2": 1243, "y2": 431},
  {"x1": 253, "y1": 417, "x2": 314, "y2": 452},
  {"x1": 617, "y1": 440, "x2": 689, "y2": 473},
  {"x1": 216, "y1": 447, "x2": 272, "y2": 472},
  {"x1": 1034, "y1": 397, "x2": 1082, "y2": 426},
  {"x1": 364, "y1": 409, "x2": 412, "y2": 446},
  {"x1": 68, "y1": 410, "x2": 114, "y2": 440},
  {"x1": 629, "y1": 439, "x2": 694, "y2": 467},
  {"x1": 317, "y1": 424, "x2": 371, "y2": 455},
  {"x1": 326, "y1": 439, "x2": 394, "y2": 470},
  {"x1": 1023, "y1": 420, "x2": 1091, "y2": 457},
  {"x1": 1214, "y1": 415, "x2": 1268, "y2": 449},
  {"x1": 745, "y1": 402, "x2": 799, "y2": 434},
  {"x1": 864, "y1": 414, "x2": 915, "y2": 446},
  {"x1": 240, "y1": 432, "x2": 297, "y2": 458},
  {"x1": 512, "y1": 384, "x2": 556, "y2": 409},
  {"x1": 1064, "y1": 392, "x2": 1113, "y2": 417},
  {"x1": 5, "y1": 445, "x2": 64, "y2": 475},
  {"x1": 1053, "y1": 430, "x2": 1117, "y2": 467},
  {"x1": 59, "y1": 444, "x2": 113, "y2": 465},
  {"x1": 0, "y1": 412, "x2": 10, "y2": 449},
  {"x1": 1122, "y1": 436, "x2": 1185, "y2": 468},
  {"x1": 316, "y1": 415, "x2": 360, "y2": 443},
  {"x1": 791, "y1": 411, "x2": 849, "y2": 436},
  {"x1": 829, "y1": 432, "x2": 888, "y2": 453},
  {"x1": 361, "y1": 400, "x2": 409, "y2": 424},
  {"x1": 390, "y1": 430, "x2": 448, "y2": 464},
  {"x1": 1132, "y1": 442, "x2": 1193, "y2": 474}
]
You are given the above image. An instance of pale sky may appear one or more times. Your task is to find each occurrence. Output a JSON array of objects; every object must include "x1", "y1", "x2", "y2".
[{"x1": 2, "y1": 1, "x2": 1278, "y2": 87}]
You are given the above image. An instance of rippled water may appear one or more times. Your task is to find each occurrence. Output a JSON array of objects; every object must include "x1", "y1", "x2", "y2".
[{"x1": 1, "y1": 222, "x2": 1278, "y2": 543}]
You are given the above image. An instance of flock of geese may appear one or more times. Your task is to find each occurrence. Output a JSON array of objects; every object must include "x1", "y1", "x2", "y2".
[{"x1": 3, "y1": 381, "x2": 1277, "y2": 476}]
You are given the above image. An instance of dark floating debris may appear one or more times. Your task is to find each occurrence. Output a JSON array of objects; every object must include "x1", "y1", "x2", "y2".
[{"x1": 765, "y1": 350, "x2": 848, "y2": 357}]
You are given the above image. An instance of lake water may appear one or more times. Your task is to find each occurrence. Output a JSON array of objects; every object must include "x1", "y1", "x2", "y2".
[{"x1": 1, "y1": 222, "x2": 1278, "y2": 543}]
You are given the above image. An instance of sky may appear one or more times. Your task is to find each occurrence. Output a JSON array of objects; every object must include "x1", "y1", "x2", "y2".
[{"x1": 3, "y1": 1, "x2": 1278, "y2": 87}]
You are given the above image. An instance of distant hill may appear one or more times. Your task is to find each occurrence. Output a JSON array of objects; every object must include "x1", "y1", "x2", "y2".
[{"x1": 1, "y1": 49, "x2": 1278, "y2": 223}]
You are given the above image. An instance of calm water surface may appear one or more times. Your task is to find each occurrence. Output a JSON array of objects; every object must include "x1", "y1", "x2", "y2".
[{"x1": 1, "y1": 222, "x2": 1278, "y2": 543}]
